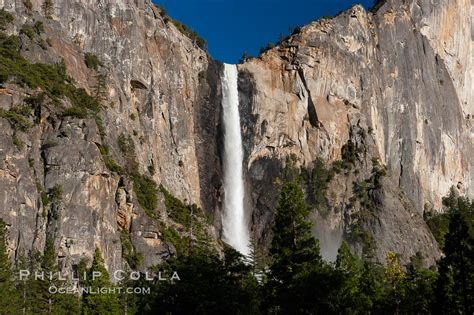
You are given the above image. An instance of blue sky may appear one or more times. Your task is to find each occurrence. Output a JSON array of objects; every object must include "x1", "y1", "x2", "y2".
[{"x1": 153, "y1": 0, "x2": 374, "y2": 63}]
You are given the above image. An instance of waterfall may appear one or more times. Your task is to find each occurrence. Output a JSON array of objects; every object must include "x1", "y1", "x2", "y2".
[{"x1": 221, "y1": 63, "x2": 250, "y2": 256}]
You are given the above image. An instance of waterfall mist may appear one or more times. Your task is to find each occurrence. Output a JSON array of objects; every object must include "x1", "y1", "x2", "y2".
[
  {"x1": 221, "y1": 63, "x2": 250, "y2": 256},
  {"x1": 312, "y1": 213, "x2": 343, "y2": 262}
]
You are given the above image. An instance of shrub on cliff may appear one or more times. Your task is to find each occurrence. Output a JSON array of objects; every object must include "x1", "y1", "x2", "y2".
[
  {"x1": 82, "y1": 248, "x2": 120, "y2": 314},
  {"x1": 84, "y1": 52, "x2": 102, "y2": 71},
  {"x1": 42, "y1": 0, "x2": 53, "y2": 18},
  {"x1": 171, "y1": 20, "x2": 207, "y2": 50},
  {"x1": 0, "y1": 31, "x2": 101, "y2": 117},
  {"x1": 0, "y1": 219, "x2": 21, "y2": 314},
  {"x1": 0, "y1": 9, "x2": 14, "y2": 30}
]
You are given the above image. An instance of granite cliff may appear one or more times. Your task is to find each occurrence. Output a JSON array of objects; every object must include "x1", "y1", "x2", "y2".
[{"x1": 0, "y1": 0, "x2": 472, "y2": 273}]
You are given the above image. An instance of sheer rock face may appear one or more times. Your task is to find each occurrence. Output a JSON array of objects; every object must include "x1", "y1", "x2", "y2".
[
  {"x1": 0, "y1": 0, "x2": 223, "y2": 273},
  {"x1": 238, "y1": 0, "x2": 472, "y2": 264},
  {"x1": 0, "y1": 0, "x2": 471, "y2": 270}
]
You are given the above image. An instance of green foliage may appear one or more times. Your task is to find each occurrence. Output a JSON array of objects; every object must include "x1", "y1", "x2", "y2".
[
  {"x1": 310, "y1": 157, "x2": 333, "y2": 216},
  {"x1": 161, "y1": 225, "x2": 190, "y2": 257},
  {"x1": 0, "y1": 31, "x2": 100, "y2": 119},
  {"x1": 41, "y1": 190, "x2": 49, "y2": 207},
  {"x1": 433, "y1": 194, "x2": 474, "y2": 314},
  {"x1": 333, "y1": 242, "x2": 375, "y2": 312},
  {"x1": 239, "y1": 51, "x2": 253, "y2": 63},
  {"x1": 136, "y1": 247, "x2": 260, "y2": 314},
  {"x1": 49, "y1": 184, "x2": 62, "y2": 202},
  {"x1": 147, "y1": 163, "x2": 155, "y2": 175},
  {"x1": 20, "y1": 24, "x2": 36, "y2": 40},
  {"x1": 95, "y1": 115, "x2": 106, "y2": 140},
  {"x1": 120, "y1": 231, "x2": 143, "y2": 270},
  {"x1": 104, "y1": 154, "x2": 124, "y2": 174},
  {"x1": 13, "y1": 135, "x2": 23, "y2": 148},
  {"x1": 0, "y1": 219, "x2": 21, "y2": 314},
  {"x1": 131, "y1": 171, "x2": 158, "y2": 216},
  {"x1": 171, "y1": 20, "x2": 207, "y2": 50},
  {"x1": 424, "y1": 188, "x2": 474, "y2": 250},
  {"x1": 0, "y1": 107, "x2": 33, "y2": 131},
  {"x1": 0, "y1": 9, "x2": 14, "y2": 30},
  {"x1": 281, "y1": 153, "x2": 301, "y2": 182},
  {"x1": 82, "y1": 248, "x2": 120, "y2": 314},
  {"x1": 0, "y1": 195, "x2": 472, "y2": 314},
  {"x1": 289, "y1": 25, "x2": 301, "y2": 35},
  {"x1": 61, "y1": 106, "x2": 88, "y2": 118},
  {"x1": 84, "y1": 52, "x2": 102, "y2": 71},
  {"x1": 341, "y1": 139, "x2": 358, "y2": 167},
  {"x1": 159, "y1": 186, "x2": 214, "y2": 257},
  {"x1": 265, "y1": 179, "x2": 329, "y2": 313},
  {"x1": 24, "y1": 0, "x2": 33, "y2": 11},
  {"x1": 352, "y1": 160, "x2": 386, "y2": 212},
  {"x1": 441, "y1": 188, "x2": 474, "y2": 236},
  {"x1": 116, "y1": 133, "x2": 159, "y2": 215},
  {"x1": 160, "y1": 184, "x2": 194, "y2": 226},
  {"x1": 14, "y1": 241, "x2": 80, "y2": 314},
  {"x1": 105, "y1": 156, "x2": 123, "y2": 173},
  {"x1": 117, "y1": 133, "x2": 134, "y2": 156},
  {"x1": 34, "y1": 21, "x2": 44, "y2": 34},
  {"x1": 117, "y1": 133, "x2": 138, "y2": 172},
  {"x1": 424, "y1": 210, "x2": 449, "y2": 248},
  {"x1": 331, "y1": 159, "x2": 345, "y2": 174},
  {"x1": 348, "y1": 212, "x2": 377, "y2": 259},
  {"x1": 246, "y1": 237, "x2": 267, "y2": 278},
  {"x1": 97, "y1": 142, "x2": 124, "y2": 175},
  {"x1": 157, "y1": 3, "x2": 167, "y2": 18},
  {"x1": 400, "y1": 267, "x2": 437, "y2": 314},
  {"x1": 259, "y1": 42, "x2": 276, "y2": 55},
  {"x1": 42, "y1": 0, "x2": 53, "y2": 18}
]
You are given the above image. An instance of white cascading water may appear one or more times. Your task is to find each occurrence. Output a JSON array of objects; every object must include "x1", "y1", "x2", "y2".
[{"x1": 221, "y1": 63, "x2": 250, "y2": 256}]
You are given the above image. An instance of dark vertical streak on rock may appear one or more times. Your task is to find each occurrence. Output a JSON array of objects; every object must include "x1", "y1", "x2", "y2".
[{"x1": 194, "y1": 60, "x2": 224, "y2": 223}]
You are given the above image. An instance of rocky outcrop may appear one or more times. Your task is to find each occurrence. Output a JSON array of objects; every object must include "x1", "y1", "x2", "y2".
[
  {"x1": 238, "y1": 0, "x2": 472, "y2": 264},
  {"x1": 0, "y1": 0, "x2": 471, "y2": 271},
  {"x1": 0, "y1": 0, "x2": 223, "y2": 274}
]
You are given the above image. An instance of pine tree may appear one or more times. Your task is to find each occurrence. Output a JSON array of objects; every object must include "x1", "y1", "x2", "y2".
[
  {"x1": 333, "y1": 241, "x2": 372, "y2": 312},
  {"x1": 265, "y1": 180, "x2": 325, "y2": 313},
  {"x1": 42, "y1": 0, "x2": 53, "y2": 18},
  {"x1": 382, "y1": 252, "x2": 407, "y2": 312},
  {"x1": 93, "y1": 72, "x2": 107, "y2": 102},
  {"x1": 39, "y1": 239, "x2": 57, "y2": 313},
  {"x1": 23, "y1": 239, "x2": 80, "y2": 314},
  {"x1": 15, "y1": 251, "x2": 43, "y2": 314},
  {"x1": 82, "y1": 248, "x2": 120, "y2": 315},
  {"x1": 246, "y1": 237, "x2": 267, "y2": 279},
  {"x1": 138, "y1": 248, "x2": 260, "y2": 314},
  {"x1": 336, "y1": 242, "x2": 358, "y2": 274},
  {"x1": 359, "y1": 259, "x2": 385, "y2": 312},
  {"x1": 268, "y1": 180, "x2": 322, "y2": 279},
  {"x1": 434, "y1": 198, "x2": 474, "y2": 314},
  {"x1": 0, "y1": 219, "x2": 20, "y2": 314},
  {"x1": 400, "y1": 265, "x2": 437, "y2": 314}
]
